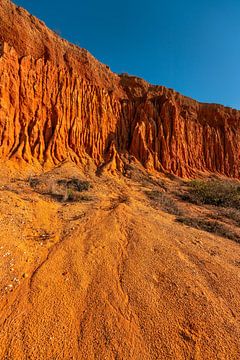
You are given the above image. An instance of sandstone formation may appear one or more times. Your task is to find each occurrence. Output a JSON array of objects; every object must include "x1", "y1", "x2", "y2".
[{"x1": 0, "y1": 0, "x2": 240, "y2": 177}]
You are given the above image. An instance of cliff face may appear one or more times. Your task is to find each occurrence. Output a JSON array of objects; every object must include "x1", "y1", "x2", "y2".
[{"x1": 0, "y1": 0, "x2": 240, "y2": 177}]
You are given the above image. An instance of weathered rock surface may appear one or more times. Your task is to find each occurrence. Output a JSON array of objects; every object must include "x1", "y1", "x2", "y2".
[{"x1": 0, "y1": 0, "x2": 240, "y2": 177}]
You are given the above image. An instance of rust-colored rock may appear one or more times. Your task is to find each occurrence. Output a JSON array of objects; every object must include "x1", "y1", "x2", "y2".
[{"x1": 0, "y1": 0, "x2": 240, "y2": 177}]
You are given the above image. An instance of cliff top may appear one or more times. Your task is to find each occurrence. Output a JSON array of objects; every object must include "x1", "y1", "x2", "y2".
[{"x1": 1, "y1": 0, "x2": 239, "y2": 112}]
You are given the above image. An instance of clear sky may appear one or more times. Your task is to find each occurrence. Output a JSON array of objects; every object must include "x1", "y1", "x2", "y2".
[{"x1": 14, "y1": 0, "x2": 240, "y2": 109}]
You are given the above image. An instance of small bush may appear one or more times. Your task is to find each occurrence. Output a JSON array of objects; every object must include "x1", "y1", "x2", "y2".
[
  {"x1": 145, "y1": 190, "x2": 183, "y2": 216},
  {"x1": 28, "y1": 176, "x2": 93, "y2": 203},
  {"x1": 181, "y1": 179, "x2": 240, "y2": 209},
  {"x1": 63, "y1": 189, "x2": 74, "y2": 202},
  {"x1": 176, "y1": 216, "x2": 239, "y2": 242},
  {"x1": 57, "y1": 178, "x2": 92, "y2": 192},
  {"x1": 62, "y1": 189, "x2": 92, "y2": 203},
  {"x1": 29, "y1": 177, "x2": 40, "y2": 188}
]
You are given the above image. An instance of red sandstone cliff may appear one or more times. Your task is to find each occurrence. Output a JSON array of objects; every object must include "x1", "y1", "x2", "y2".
[{"x1": 0, "y1": 0, "x2": 239, "y2": 177}]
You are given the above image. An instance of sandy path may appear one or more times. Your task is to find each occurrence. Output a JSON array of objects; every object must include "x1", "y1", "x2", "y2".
[{"x1": 0, "y1": 178, "x2": 240, "y2": 359}]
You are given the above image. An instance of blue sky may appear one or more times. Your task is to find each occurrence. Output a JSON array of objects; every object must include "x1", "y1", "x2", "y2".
[{"x1": 14, "y1": 0, "x2": 240, "y2": 109}]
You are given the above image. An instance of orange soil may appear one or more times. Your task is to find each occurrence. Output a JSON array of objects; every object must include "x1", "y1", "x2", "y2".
[{"x1": 0, "y1": 163, "x2": 240, "y2": 360}]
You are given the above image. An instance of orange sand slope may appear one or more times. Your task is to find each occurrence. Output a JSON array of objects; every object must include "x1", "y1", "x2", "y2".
[{"x1": 0, "y1": 164, "x2": 240, "y2": 360}]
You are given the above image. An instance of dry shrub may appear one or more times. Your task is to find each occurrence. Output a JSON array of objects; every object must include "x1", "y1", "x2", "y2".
[
  {"x1": 181, "y1": 179, "x2": 240, "y2": 209},
  {"x1": 176, "y1": 216, "x2": 240, "y2": 242},
  {"x1": 145, "y1": 190, "x2": 183, "y2": 216}
]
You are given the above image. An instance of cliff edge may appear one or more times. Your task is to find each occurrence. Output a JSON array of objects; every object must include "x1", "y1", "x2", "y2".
[{"x1": 0, "y1": 0, "x2": 239, "y2": 177}]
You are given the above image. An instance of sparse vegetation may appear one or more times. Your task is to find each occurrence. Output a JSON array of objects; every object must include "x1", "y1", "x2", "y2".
[
  {"x1": 173, "y1": 179, "x2": 240, "y2": 242},
  {"x1": 28, "y1": 176, "x2": 40, "y2": 188},
  {"x1": 27, "y1": 175, "x2": 92, "y2": 203},
  {"x1": 145, "y1": 190, "x2": 183, "y2": 216},
  {"x1": 210, "y1": 208, "x2": 240, "y2": 227},
  {"x1": 143, "y1": 178, "x2": 240, "y2": 243},
  {"x1": 176, "y1": 216, "x2": 240, "y2": 242},
  {"x1": 180, "y1": 179, "x2": 240, "y2": 208},
  {"x1": 63, "y1": 189, "x2": 74, "y2": 202},
  {"x1": 62, "y1": 188, "x2": 92, "y2": 203},
  {"x1": 125, "y1": 165, "x2": 168, "y2": 190},
  {"x1": 57, "y1": 178, "x2": 92, "y2": 192}
]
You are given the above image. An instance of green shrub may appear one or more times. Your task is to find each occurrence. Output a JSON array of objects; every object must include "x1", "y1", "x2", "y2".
[{"x1": 182, "y1": 179, "x2": 240, "y2": 209}]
